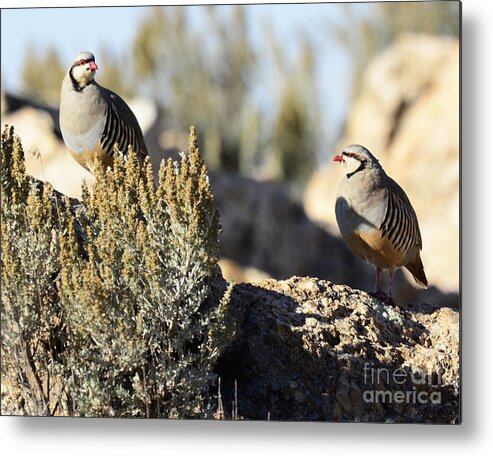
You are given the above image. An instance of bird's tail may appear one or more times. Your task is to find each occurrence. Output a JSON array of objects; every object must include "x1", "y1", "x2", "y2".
[{"x1": 405, "y1": 255, "x2": 428, "y2": 288}]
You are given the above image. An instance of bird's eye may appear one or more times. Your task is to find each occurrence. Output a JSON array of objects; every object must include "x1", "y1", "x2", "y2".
[{"x1": 78, "y1": 59, "x2": 86, "y2": 65}]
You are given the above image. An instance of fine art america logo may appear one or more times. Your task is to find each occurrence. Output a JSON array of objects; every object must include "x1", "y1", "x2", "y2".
[{"x1": 363, "y1": 362, "x2": 442, "y2": 405}]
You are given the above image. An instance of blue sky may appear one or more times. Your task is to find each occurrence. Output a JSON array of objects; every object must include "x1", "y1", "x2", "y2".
[
  {"x1": 1, "y1": 4, "x2": 355, "y2": 148},
  {"x1": 1, "y1": 6, "x2": 149, "y2": 90}
]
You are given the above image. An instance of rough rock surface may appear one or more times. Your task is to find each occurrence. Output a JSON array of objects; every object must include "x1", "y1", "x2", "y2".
[
  {"x1": 216, "y1": 276, "x2": 460, "y2": 423},
  {"x1": 304, "y1": 34, "x2": 459, "y2": 294}
]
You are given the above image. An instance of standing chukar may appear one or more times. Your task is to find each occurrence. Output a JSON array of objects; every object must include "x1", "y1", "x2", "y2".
[
  {"x1": 333, "y1": 144, "x2": 427, "y2": 304},
  {"x1": 60, "y1": 51, "x2": 148, "y2": 173}
]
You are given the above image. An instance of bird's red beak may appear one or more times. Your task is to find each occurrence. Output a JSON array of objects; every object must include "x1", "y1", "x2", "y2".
[
  {"x1": 333, "y1": 154, "x2": 345, "y2": 163},
  {"x1": 89, "y1": 62, "x2": 98, "y2": 71}
]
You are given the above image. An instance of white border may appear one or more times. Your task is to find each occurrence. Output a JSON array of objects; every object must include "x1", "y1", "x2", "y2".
[{"x1": 1, "y1": 0, "x2": 492, "y2": 454}]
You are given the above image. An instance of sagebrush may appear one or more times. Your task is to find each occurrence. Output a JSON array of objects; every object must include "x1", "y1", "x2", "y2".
[{"x1": 1, "y1": 125, "x2": 234, "y2": 417}]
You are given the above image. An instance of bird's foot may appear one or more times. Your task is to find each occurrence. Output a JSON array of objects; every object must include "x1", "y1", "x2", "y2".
[
  {"x1": 383, "y1": 295, "x2": 395, "y2": 306},
  {"x1": 369, "y1": 290, "x2": 395, "y2": 306},
  {"x1": 369, "y1": 290, "x2": 387, "y2": 301}
]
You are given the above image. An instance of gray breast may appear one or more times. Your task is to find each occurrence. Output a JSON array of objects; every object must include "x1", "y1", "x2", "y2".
[
  {"x1": 335, "y1": 171, "x2": 387, "y2": 237},
  {"x1": 59, "y1": 84, "x2": 107, "y2": 154}
]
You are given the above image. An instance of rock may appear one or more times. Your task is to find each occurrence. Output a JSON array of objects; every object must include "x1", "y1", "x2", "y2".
[
  {"x1": 219, "y1": 258, "x2": 270, "y2": 283},
  {"x1": 304, "y1": 34, "x2": 459, "y2": 294},
  {"x1": 216, "y1": 276, "x2": 459, "y2": 423},
  {"x1": 404, "y1": 306, "x2": 460, "y2": 392}
]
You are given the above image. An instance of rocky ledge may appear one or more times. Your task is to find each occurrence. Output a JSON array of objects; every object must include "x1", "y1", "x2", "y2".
[{"x1": 216, "y1": 276, "x2": 460, "y2": 423}]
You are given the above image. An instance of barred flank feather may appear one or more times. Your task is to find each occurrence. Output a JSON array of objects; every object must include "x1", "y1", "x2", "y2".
[
  {"x1": 100, "y1": 90, "x2": 148, "y2": 165},
  {"x1": 380, "y1": 188, "x2": 420, "y2": 257}
]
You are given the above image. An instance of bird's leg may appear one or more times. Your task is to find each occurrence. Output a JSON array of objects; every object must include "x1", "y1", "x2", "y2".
[
  {"x1": 373, "y1": 267, "x2": 382, "y2": 294},
  {"x1": 384, "y1": 270, "x2": 396, "y2": 306},
  {"x1": 370, "y1": 267, "x2": 387, "y2": 301}
]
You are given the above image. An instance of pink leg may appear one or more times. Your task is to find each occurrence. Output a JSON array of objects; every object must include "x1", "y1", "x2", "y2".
[
  {"x1": 370, "y1": 267, "x2": 387, "y2": 301},
  {"x1": 387, "y1": 270, "x2": 395, "y2": 298},
  {"x1": 383, "y1": 269, "x2": 396, "y2": 305},
  {"x1": 374, "y1": 267, "x2": 382, "y2": 293}
]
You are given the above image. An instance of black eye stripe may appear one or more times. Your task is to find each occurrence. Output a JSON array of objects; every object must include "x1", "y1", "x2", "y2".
[{"x1": 342, "y1": 151, "x2": 368, "y2": 164}]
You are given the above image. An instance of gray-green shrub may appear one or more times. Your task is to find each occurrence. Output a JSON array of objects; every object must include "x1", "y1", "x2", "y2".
[{"x1": 1, "y1": 125, "x2": 234, "y2": 417}]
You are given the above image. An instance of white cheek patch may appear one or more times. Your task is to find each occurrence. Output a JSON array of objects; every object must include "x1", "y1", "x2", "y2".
[
  {"x1": 72, "y1": 65, "x2": 94, "y2": 83},
  {"x1": 345, "y1": 156, "x2": 360, "y2": 171}
]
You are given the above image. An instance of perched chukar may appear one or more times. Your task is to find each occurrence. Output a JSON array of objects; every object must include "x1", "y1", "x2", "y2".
[
  {"x1": 333, "y1": 144, "x2": 427, "y2": 304},
  {"x1": 60, "y1": 51, "x2": 148, "y2": 173}
]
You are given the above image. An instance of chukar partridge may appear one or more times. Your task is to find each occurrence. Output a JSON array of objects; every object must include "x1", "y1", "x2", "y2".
[
  {"x1": 333, "y1": 144, "x2": 427, "y2": 304},
  {"x1": 60, "y1": 51, "x2": 148, "y2": 173}
]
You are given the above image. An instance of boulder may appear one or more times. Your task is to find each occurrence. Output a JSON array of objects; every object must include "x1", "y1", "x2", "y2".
[
  {"x1": 218, "y1": 258, "x2": 270, "y2": 284},
  {"x1": 216, "y1": 276, "x2": 460, "y2": 423}
]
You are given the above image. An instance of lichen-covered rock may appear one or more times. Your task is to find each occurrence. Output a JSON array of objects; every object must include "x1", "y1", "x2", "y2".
[{"x1": 216, "y1": 276, "x2": 459, "y2": 423}]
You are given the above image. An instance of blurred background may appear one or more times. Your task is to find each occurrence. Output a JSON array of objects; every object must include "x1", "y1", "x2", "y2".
[{"x1": 1, "y1": 2, "x2": 460, "y2": 306}]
